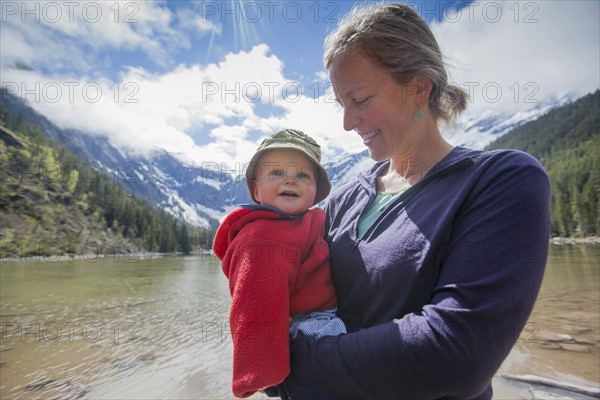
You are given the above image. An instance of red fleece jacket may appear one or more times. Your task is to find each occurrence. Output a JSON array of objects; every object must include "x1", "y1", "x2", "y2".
[{"x1": 213, "y1": 206, "x2": 337, "y2": 398}]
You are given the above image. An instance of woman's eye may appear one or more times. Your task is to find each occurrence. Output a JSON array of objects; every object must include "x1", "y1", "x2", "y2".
[{"x1": 355, "y1": 96, "x2": 370, "y2": 106}]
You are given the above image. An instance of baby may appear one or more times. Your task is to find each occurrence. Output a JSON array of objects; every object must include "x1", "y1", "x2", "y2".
[{"x1": 213, "y1": 129, "x2": 345, "y2": 398}]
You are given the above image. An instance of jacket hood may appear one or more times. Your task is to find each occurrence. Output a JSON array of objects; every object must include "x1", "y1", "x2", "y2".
[{"x1": 213, "y1": 205, "x2": 304, "y2": 262}]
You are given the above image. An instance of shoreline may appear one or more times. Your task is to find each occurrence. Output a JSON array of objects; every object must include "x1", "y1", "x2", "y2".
[
  {"x1": 551, "y1": 236, "x2": 600, "y2": 245},
  {"x1": 1, "y1": 240, "x2": 598, "y2": 263},
  {"x1": 0, "y1": 249, "x2": 215, "y2": 264}
]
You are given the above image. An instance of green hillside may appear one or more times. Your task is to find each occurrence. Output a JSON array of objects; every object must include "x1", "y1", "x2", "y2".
[
  {"x1": 0, "y1": 105, "x2": 212, "y2": 258},
  {"x1": 485, "y1": 90, "x2": 600, "y2": 237}
]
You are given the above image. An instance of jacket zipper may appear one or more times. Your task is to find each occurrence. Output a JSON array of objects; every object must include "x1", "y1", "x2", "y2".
[{"x1": 351, "y1": 157, "x2": 474, "y2": 251}]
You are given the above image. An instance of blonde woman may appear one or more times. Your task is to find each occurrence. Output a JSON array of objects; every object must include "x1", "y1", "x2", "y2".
[{"x1": 281, "y1": 4, "x2": 551, "y2": 399}]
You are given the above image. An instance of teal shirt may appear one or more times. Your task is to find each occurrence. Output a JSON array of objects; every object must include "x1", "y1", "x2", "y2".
[{"x1": 357, "y1": 191, "x2": 405, "y2": 239}]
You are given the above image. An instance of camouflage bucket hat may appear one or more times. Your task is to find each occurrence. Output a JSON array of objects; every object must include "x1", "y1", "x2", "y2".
[{"x1": 245, "y1": 129, "x2": 332, "y2": 205}]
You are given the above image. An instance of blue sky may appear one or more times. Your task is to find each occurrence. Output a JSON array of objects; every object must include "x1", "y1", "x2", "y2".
[{"x1": 1, "y1": 0, "x2": 599, "y2": 167}]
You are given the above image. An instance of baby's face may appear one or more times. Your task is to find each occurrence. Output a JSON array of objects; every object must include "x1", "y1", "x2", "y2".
[{"x1": 253, "y1": 149, "x2": 318, "y2": 215}]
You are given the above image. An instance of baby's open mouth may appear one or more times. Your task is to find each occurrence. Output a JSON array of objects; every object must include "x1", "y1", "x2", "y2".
[{"x1": 279, "y1": 191, "x2": 299, "y2": 197}]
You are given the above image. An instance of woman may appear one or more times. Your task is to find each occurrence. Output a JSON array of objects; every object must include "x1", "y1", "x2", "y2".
[{"x1": 281, "y1": 3, "x2": 551, "y2": 399}]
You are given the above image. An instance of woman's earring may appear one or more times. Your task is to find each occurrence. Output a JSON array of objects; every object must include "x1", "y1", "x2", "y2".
[{"x1": 414, "y1": 104, "x2": 424, "y2": 121}]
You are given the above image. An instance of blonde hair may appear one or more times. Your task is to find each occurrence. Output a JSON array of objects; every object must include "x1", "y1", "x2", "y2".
[{"x1": 324, "y1": 3, "x2": 468, "y2": 126}]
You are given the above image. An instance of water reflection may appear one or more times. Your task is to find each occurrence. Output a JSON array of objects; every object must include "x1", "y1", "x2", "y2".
[{"x1": 1, "y1": 246, "x2": 598, "y2": 399}]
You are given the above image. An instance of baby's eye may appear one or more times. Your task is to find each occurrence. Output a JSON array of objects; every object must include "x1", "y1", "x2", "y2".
[
  {"x1": 298, "y1": 172, "x2": 311, "y2": 179},
  {"x1": 273, "y1": 169, "x2": 284, "y2": 177}
]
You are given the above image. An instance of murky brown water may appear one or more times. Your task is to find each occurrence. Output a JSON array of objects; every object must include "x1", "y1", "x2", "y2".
[
  {"x1": 1, "y1": 245, "x2": 598, "y2": 399},
  {"x1": 0, "y1": 254, "x2": 265, "y2": 399},
  {"x1": 493, "y1": 244, "x2": 600, "y2": 399}
]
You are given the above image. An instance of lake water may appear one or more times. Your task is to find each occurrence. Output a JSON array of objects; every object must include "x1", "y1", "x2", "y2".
[{"x1": 1, "y1": 245, "x2": 598, "y2": 399}]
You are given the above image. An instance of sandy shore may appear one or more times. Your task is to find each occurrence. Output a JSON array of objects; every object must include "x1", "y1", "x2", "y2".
[{"x1": 492, "y1": 346, "x2": 599, "y2": 399}]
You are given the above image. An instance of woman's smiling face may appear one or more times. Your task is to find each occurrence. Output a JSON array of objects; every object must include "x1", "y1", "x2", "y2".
[{"x1": 329, "y1": 52, "x2": 422, "y2": 162}]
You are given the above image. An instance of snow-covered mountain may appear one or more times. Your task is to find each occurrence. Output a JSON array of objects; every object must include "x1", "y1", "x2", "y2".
[
  {"x1": 1, "y1": 91, "x2": 576, "y2": 228},
  {"x1": 453, "y1": 93, "x2": 576, "y2": 149}
]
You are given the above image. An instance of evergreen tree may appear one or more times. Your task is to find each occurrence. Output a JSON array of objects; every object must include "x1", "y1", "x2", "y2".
[
  {"x1": 1, "y1": 107, "x2": 206, "y2": 257},
  {"x1": 486, "y1": 90, "x2": 600, "y2": 237}
]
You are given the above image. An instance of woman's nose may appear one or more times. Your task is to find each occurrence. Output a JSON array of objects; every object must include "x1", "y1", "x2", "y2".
[{"x1": 343, "y1": 105, "x2": 359, "y2": 131}]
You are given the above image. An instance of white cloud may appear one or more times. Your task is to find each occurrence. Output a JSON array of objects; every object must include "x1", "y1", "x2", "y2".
[
  {"x1": 314, "y1": 70, "x2": 329, "y2": 81},
  {"x1": 1, "y1": 43, "x2": 358, "y2": 170},
  {"x1": 431, "y1": 0, "x2": 600, "y2": 117},
  {"x1": 0, "y1": 16, "x2": 91, "y2": 72},
  {"x1": 2, "y1": 0, "x2": 598, "y2": 173},
  {"x1": 176, "y1": 7, "x2": 222, "y2": 36},
  {"x1": 0, "y1": 1, "x2": 187, "y2": 71}
]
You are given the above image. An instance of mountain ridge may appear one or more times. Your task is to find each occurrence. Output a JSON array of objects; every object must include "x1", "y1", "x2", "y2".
[
  {"x1": 0, "y1": 89, "x2": 584, "y2": 230},
  {"x1": 0, "y1": 112, "x2": 210, "y2": 257}
]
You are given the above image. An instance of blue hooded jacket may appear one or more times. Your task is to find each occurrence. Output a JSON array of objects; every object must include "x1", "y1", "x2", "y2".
[{"x1": 284, "y1": 147, "x2": 551, "y2": 400}]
